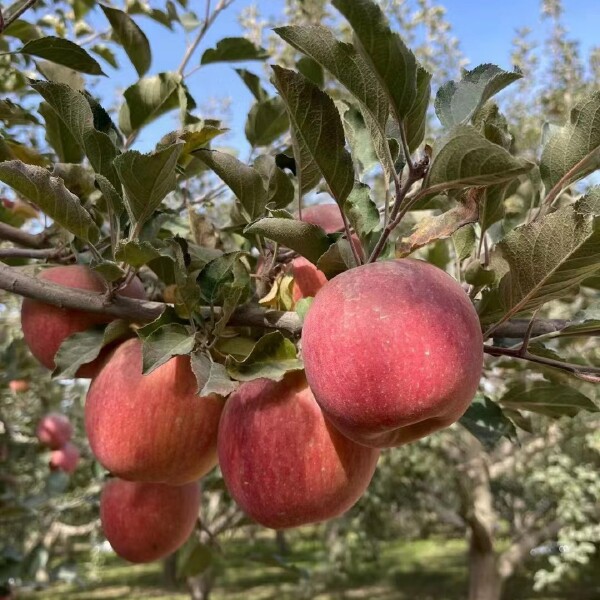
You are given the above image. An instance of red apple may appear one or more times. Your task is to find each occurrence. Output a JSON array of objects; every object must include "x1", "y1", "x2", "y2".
[
  {"x1": 291, "y1": 256, "x2": 328, "y2": 302},
  {"x1": 49, "y1": 442, "x2": 80, "y2": 473},
  {"x1": 218, "y1": 372, "x2": 379, "y2": 529},
  {"x1": 302, "y1": 259, "x2": 483, "y2": 448},
  {"x1": 8, "y1": 379, "x2": 29, "y2": 393},
  {"x1": 85, "y1": 338, "x2": 224, "y2": 485},
  {"x1": 298, "y1": 203, "x2": 344, "y2": 233},
  {"x1": 21, "y1": 265, "x2": 146, "y2": 378},
  {"x1": 100, "y1": 478, "x2": 200, "y2": 563},
  {"x1": 36, "y1": 413, "x2": 72, "y2": 449}
]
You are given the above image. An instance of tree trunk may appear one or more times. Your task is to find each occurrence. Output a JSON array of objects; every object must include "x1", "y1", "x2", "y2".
[
  {"x1": 188, "y1": 567, "x2": 216, "y2": 600},
  {"x1": 275, "y1": 530, "x2": 289, "y2": 555},
  {"x1": 468, "y1": 542, "x2": 503, "y2": 600}
]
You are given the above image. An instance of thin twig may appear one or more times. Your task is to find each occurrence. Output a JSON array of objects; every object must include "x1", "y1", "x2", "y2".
[
  {"x1": 518, "y1": 309, "x2": 540, "y2": 356},
  {"x1": 0, "y1": 0, "x2": 38, "y2": 33},
  {"x1": 0, "y1": 247, "x2": 72, "y2": 260},
  {"x1": 0, "y1": 222, "x2": 48, "y2": 248}
]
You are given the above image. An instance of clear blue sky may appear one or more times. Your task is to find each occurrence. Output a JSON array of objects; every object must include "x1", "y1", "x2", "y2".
[{"x1": 91, "y1": 0, "x2": 600, "y2": 153}]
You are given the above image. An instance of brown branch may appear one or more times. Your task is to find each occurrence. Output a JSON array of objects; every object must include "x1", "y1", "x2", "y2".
[
  {"x1": 0, "y1": 222, "x2": 48, "y2": 248},
  {"x1": 0, "y1": 247, "x2": 71, "y2": 260},
  {"x1": 0, "y1": 0, "x2": 38, "y2": 33}
]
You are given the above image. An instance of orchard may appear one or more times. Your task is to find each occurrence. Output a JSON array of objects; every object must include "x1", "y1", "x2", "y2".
[{"x1": 0, "y1": 1, "x2": 599, "y2": 599}]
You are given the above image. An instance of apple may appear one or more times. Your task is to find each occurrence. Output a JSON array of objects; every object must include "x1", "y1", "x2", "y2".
[
  {"x1": 85, "y1": 338, "x2": 224, "y2": 485},
  {"x1": 36, "y1": 413, "x2": 72, "y2": 449},
  {"x1": 49, "y1": 442, "x2": 80, "y2": 474},
  {"x1": 21, "y1": 265, "x2": 146, "y2": 378},
  {"x1": 100, "y1": 478, "x2": 200, "y2": 563},
  {"x1": 218, "y1": 372, "x2": 379, "y2": 529},
  {"x1": 301, "y1": 259, "x2": 483, "y2": 448},
  {"x1": 8, "y1": 379, "x2": 29, "y2": 393},
  {"x1": 297, "y1": 203, "x2": 344, "y2": 233}
]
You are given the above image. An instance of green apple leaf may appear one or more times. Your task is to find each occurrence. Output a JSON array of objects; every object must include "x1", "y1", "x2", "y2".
[
  {"x1": 114, "y1": 143, "x2": 184, "y2": 231},
  {"x1": 38, "y1": 101, "x2": 84, "y2": 164},
  {"x1": 333, "y1": 0, "x2": 418, "y2": 123},
  {"x1": 460, "y1": 396, "x2": 517, "y2": 450},
  {"x1": 435, "y1": 64, "x2": 522, "y2": 128},
  {"x1": 225, "y1": 331, "x2": 303, "y2": 382},
  {"x1": 272, "y1": 66, "x2": 354, "y2": 207},
  {"x1": 499, "y1": 382, "x2": 598, "y2": 418},
  {"x1": 316, "y1": 237, "x2": 357, "y2": 278},
  {"x1": 141, "y1": 324, "x2": 195, "y2": 375},
  {"x1": 194, "y1": 149, "x2": 268, "y2": 221},
  {"x1": 200, "y1": 37, "x2": 268, "y2": 65},
  {"x1": 235, "y1": 68, "x2": 267, "y2": 101},
  {"x1": 452, "y1": 224, "x2": 476, "y2": 262},
  {"x1": 52, "y1": 320, "x2": 131, "y2": 379},
  {"x1": 20, "y1": 37, "x2": 105, "y2": 76},
  {"x1": 119, "y1": 72, "x2": 182, "y2": 138},
  {"x1": 245, "y1": 217, "x2": 331, "y2": 265},
  {"x1": 427, "y1": 125, "x2": 534, "y2": 191},
  {"x1": 254, "y1": 155, "x2": 295, "y2": 210},
  {"x1": 404, "y1": 66, "x2": 432, "y2": 152},
  {"x1": 539, "y1": 91, "x2": 600, "y2": 195},
  {"x1": 296, "y1": 56, "x2": 324, "y2": 88},
  {"x1": 100, "y1": 4, "x2": 151, "y2": 77},
  {"x1": 345, "y1": 182, "x2": 379, "y2": 240},
  {"x1": 90, "y1": 44, "x2": 118, "y2": 69},
  {"x1": 0, "y1": 99, "x2": 39, "y2": 126},
  {"x1": 190, "y1": 351, "x2": 239, "y2": 397},
  {"x1": 0, "y1": 160, "x2": 100, "y2": 243},
  {"x1": 245, "y1": 97, "x2": 289, "y2": 147}
]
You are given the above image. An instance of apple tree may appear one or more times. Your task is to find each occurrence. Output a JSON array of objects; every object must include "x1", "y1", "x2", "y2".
[{"x1": 0, "y1": 1, "x2": 599, "y2": 599}]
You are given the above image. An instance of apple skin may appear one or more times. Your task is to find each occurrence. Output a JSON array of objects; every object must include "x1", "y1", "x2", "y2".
[
  {"x1": 8, "y1": 379, "x2": 29, "y2": 393},
  {"x1": 21, "y1": 265, "x2": 146, "y2": 378},
  {"x1": 100, "y1": 478, "x2": 200, "y2": 563},
  {"x1": 49, "y1": 442, "x2": 80, "y2": 474},
  {"x1": 298, "y1": 203, "x2": 344, "y2": 234},
  {"x1": 301, "y1": 259, "x2": 483, "y2": 448},
  {"x1": 218, "y1": 372, "x2": 380, "y2": 529},
  {"x1": 291, "y1": 256, "x2": 328, "y2": 303},
  {"x1": 36, "y1": 413, "x2": 73, "y2": 450},
  {"x1": 85, "y1": 338, "x2": 224, "y2": 485}
]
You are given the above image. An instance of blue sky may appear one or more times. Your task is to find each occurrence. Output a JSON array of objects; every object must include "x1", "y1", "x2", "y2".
[{"x1": 91, "y1": 0, "x2": 600, "y2": 153}]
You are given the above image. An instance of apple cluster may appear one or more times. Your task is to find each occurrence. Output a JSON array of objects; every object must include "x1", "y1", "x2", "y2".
[
  {"x1": 20, "y1": 205, "x2": 483, "y2": 564},
  {"x1": 36, "y1": 412, "x2": 80, "y2": 474}
]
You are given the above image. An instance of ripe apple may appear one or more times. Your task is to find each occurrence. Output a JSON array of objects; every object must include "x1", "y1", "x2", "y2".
[
  {"x1": 218, "y1": 372, "x2": 379, "y2": 529},
  {"x1": 36, "y1": 413, "x2": 72, "y2": 449},
  {"x1": 21, "y1": 265, "x2": 146, "y2": 378},
  {"x1": 297, "y1": 203, "x2": 345, "y2": 233},
  {"x1": 301, "y1": 259, "x2": 483, "y2": 448},
  {"x1": 8, "y1": 379, "x2": 29, "y2": 393},
  {"x1": 85, "y1": 338, "x2": 224, "y2": 485},
  {"x1": 100, "y1": 478, "x2": 200, "y2": 563},
  {"x1": 49, "y1": 442, "x2": 80, "y2": 474}
]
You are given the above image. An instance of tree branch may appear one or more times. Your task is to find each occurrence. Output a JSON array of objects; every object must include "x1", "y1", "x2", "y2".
[
  {"x1": 0, "y1": 222, "x2": 48, "y2": 248},
  {"x1": 0, "y1": 247, "x2": 71, "y2": 260},
  {"x1": 0, "y1": 0, "x2": 38, "y2": 33}
]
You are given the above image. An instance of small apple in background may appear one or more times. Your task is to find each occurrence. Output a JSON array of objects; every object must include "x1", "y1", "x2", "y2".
[
  {"x1": 49, "y1": 442, "x2": 80, "y2": 474},
  {"x1": 302, "y1": 258, "x2": 483, "y2": 448},
  {"x1": 20, "y1": 265, "x2": 146, "y2": 378},
  {"x1": 218, "y1": 372, "x2": 380, "y2": 529},
  {"x1": 8, "y1": 379, "x2": 29, "y2": 393},
  {"x1": 86, "y1": 338, "x2": 224, "y2": 485},
  {"x1": 36, "y1": 413, "x2": 73, "y2": 450},
  {"x1": 100, "y1": 478, "x2": 200, "y2": 563}
]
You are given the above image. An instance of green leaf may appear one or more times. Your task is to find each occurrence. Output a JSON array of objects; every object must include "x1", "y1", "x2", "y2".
[
  {"x1": 427, "y1": 125, "x2": 534, "y2": 191},
  {"x1": 30, "y1": 81, "x2": 120, "y2": 188},
  {"x1": 539, "y1": 91, "x2": 600, "y2": 194},
  {"x1": 339, "y1": 101, "x2": 378, "y2": 174},
  {"x1": 296, "y1": 56, "x2": 324, "y2": 88},
  {"x1": 3, "y1": 19, "x2": 41, "y2": 42},
  {"x1": 332, "y1": 0, "x2": 418, "y2": 122},
  {"x1": 100, "y1": 4, "x2": 151, "y2": 77},
  {"x1": 245, "y1": 217, "x2": 331, "y2": 265},
  {"x1": 271, "y1": 66, "x2": 354, "y2": 207},
  {"x1": 274, "y1": 24, "x2": 396, "y2": 182},
  {"x1": 119, "y1": 72, "x2": 182, "y2": 138},
  {"x1": 20, "y1": 37, "x2": 105, "y2": 76},
  {"x1": 495, "y1": 188, "x2": 600, "y2": 319},
  {"x1": 53, "y1": 320, "x2": 131, "y2": 379},
  {"x1": 115, "y1": 239, "x2": 162, "y2": 267},
  {"x1": 245, "y1": 97, "x2": 289, "y2": 147},
  {"x1": 176, "y1": 539, "x2": 213, "y2": 578},
  {"x1": 0, "y1": 161, "x2": 100, "y2": 243},
  {"x1": 235, "y1": 68, "x2": 267, "y2": 101},
  {"x1": 141, "y1": 324, "x2": 195, "y2": 375},
  {"x1": 254, "y1": 155, "x2": 295, "y2": 210},
  {"x1": 197, "y1": 251, "x2": 245, "y2": 304},
  {"x1": 499, "y1": 382, "x2": 598, "y2": 418},
  {"x1": 345, "y1": 182, "x2": 380, "y2": 241},
  {"x1": 460, "y1": 396, "x2": 517, "y2": 450},
  {"x1": 452, "y1": 224, "x2": 476, "y2": 262},
  {"x1": 295, "y1": 297, "x2": 314, "y2": 321},
  {"x1": 114, "y1": 143, "x2": 184, "y2": 231},
  {"x1": 38, "y1": 102, "x2": 84, "y2": 163},
  {"x1": 405, "y1": 66, "x2": 432, "y2": 152},
  {"x1": 90, "y1": 44, "x2": 118, "y2": 69},
  {"x1": 0, "y1": 99, "x2": 39, "y2": 126},
  {"x1": 194, "y1": 150, "x2": 267, "y2": 221},
  {"x1": 36, "y1": 61, "x2": 85, "y2": 89},
  {"x1": 316, "y1": 238, "x2": 357, "y2": 278},
  {"x1": 434, "y1": 64, "x2": 522, "y2": 128},
  {"x1": 200, "y1": 37, "x2": 268, "y2": 64},
  {"x1": 479, "y1": 180, "x2": 519, "y2": 234},
  {"x1": 190, "y1": 352, "x2": 239, "y2": 397},
  {"x1": 225, "y1": 331, "x2": 303, "y2": 382}
]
